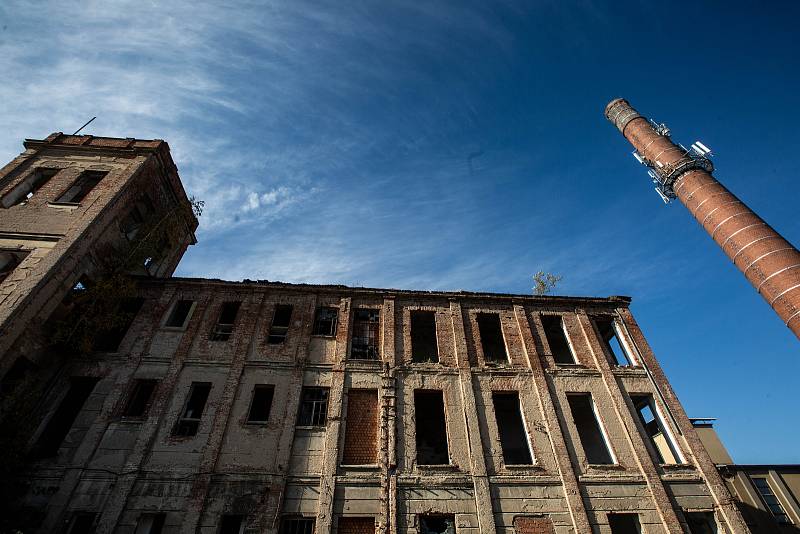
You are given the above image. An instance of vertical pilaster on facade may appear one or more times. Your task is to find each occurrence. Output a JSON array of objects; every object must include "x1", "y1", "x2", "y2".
[
  {"x1": 316, "y1": 297, "x2": 351, "y2": 534},
  {"x1": 575, "y1": 311, "x2": 684, "y2": 533},
  {"x1": 616, "y1": 309, "x2": 750, "y2": 533},
  {"x1": 514, "y1": 305, "x2": 592, "y2": 533},
  {"x1": 449, "y1": 300, "x2": 497, "y2": 534},
  {"x1": 378, "y1": 297, "x2": 396, "y2": 534}
]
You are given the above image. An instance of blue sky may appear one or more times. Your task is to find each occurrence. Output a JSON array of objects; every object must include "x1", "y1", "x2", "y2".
[{"x1": 1, "y1": 1, "x2": 798, "y2": 463}]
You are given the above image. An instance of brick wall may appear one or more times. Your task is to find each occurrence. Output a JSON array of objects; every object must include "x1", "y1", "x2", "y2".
[
  {"x1": 342, "y1": 389, "x2": 378, "y2": 465},
  {"x1": 512, "y1": 516, "x2": 555, "y2": 534},
  {"x1": 338, "y1": 517, "x2": 375, "y2": 534}
]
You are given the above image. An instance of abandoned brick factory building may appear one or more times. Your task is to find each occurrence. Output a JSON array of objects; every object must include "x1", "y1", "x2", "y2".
[{"x1": 0, "y1": 133, "x2": 787, "y2": 534}]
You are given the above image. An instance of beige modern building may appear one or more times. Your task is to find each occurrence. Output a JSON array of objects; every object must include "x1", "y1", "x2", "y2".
[{"x1": 0, "y1": 134, "x2": 753, "y2": 533}]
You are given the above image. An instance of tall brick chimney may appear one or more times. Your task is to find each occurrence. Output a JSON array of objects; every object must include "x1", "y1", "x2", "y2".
[{"x1": 605, "y1": 98, "x2": 800, "y2": 339}]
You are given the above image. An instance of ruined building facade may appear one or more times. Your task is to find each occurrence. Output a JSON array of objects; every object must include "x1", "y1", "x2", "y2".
[{"x1": 0, "y1": 135, "x2": 751, "y2": 533}]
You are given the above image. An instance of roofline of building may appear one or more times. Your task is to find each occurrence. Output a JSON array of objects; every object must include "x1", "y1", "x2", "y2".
[
  {"x1": 718, "y1": 463, "x2": 800, "y2": 470},
  {"x1": 140, "y1": 275, "x2": 632, "y2": 307}
]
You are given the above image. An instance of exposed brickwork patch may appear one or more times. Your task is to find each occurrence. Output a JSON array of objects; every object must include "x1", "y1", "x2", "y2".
[
  {"x1": 342, "y1": 389, "x2": 378, "y2": 465},
  {"x1": 513, "y1": 516, "x2": 555, "y2": 534}
]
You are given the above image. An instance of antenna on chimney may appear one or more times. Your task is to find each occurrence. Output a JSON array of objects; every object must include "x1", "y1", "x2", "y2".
[{"x1": 72, "y1": 117, "x2": 97, "y2": 135}]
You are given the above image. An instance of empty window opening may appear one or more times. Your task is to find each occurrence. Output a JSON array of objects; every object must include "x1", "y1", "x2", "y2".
[
  {"x1": 210, "y1": 301, "x2": 241, "y2": 341},
  {"x1": 122, "y1": 379, "x2": 158, "y2": 418},
  {"x1": 3, "y1": 167, "x2": 59, "y2": 207},
  {"x1": 280, "y1": 518, "x2": 315, "y2": 534},
  {"x1": 165, "y1": 299, "x2": 194, "y2": 328},
  {"x1": 0, "y1": 356, "x2": 34, "y2": 397},
  {"x1": 173, "y1": 382, "x2": 211, "y2": 437},
  {"x1": 477, "y1": 313, "x2": 508, "y2": 363},
  {"x1": 120, "y1": 196, "x2": 155, "y2": 241},
  {"x1": 567, "y1": 394, "x2": 614, "y2": 464},
  {"x1": 492, "y1": 391, "x2": 533, "y2": 465},
  {"x1": 135, "y1": 513, "x2": 166, "y2": 534},
  {"x1": 608, "y1": 513, "x2": 641, "y2": 534},
  {"x1": 55, "y1": 170, "x2": 107, "y2": 204},
  {"x1": 0, "y1": 250, "x2": 28, "y2": 284},
  {"x1": 540, "y1": 315, "x2": 576, "y2": 364},
  {"x1": 297, "y1": 387, "x2": 329, "y2": 426},
  {"x1": 342, "y1": 389, "x2": 378, "y2": 465},
  {"x1": 684, "y1": 511, "x2": 718, "y2": 534},
  {"x1": 414, "y1": 390, "x2": 449, "y2": 465},
  {"x1": 419, "y1": 515, "x2": 455, "y2": 534},
  {"x1": 752, "y1": 477, "x2": 792, "y2": 524},
  {"x1": 268, "y1": 304, "x2": 293, "y2": 344},
  {"x1": 338, "y1": 517, "x2": 376, "y2": 534},
  {"x1": 593, "y1": 317, "x2": 633, "y2": 366},
  {"x1": 219, "y1": 514, "x2": 245, "y2": 534},
  {"x1": 631, "y1": 395, "x2": 681, "y2": 464},
  {"x1": 513, "y1": 516, "x2": 555, "y2": 534},
  {"x1": 411, "y1": 310, "x2": 439, "y2": 363},
  {"x1": 93, "y1": 297, "x2": 145, "y2": 352},
  {"x1": 30, "y1": 376, "x2": 100, "y2": 459},
  {"x1": 351, "y1": 309, "x2": 380, "y2": 360},
  {"x1": 312, "y1": 307, "x2": 338, "y2": 336},
  {"x1": 67, "y1": 512, "x2": 98, "y2": 534},
  {"x1": 247, "y1": 384, "x2": 275, "y2": 423}
]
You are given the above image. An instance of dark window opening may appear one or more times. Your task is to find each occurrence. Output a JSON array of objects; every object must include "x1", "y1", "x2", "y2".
[
  {"x1": 210, "y1": 301, "x2": 241, "y2": 341},
  {"x1": 567, "y1": 394, "x2": 614, "y2": 465},
  {"x1": 173, "y1": 382, "x2": 211, "y2": 437},
  {"x1": 165, "y1": 299, "x2": 194, "y2": 328},
  {"x1": 411, "y1": 310, "x2": 439, "y2": 363},
  {"x1": 540, "y1": 315, "x2": 575, "y2": 364},
  {"x1": 312, "y1": 307, "x2": 338, "y2": 336},
  {"x1": 219, "y1": 514, "x2": 245, "y2": 534},
  {"x1": 419, "y1": 515, "x2": 455, "y2": 534},
  {"x1": 608, "y1": 513, "x2": 641, "y2": 534},
  {"x1": 66, "y1": 512, "x2": 98, "y2": 534},
  {"x1": 0, "y1": 356, "x2": 35, "y2": 397},
  {"x1": 297, "y1": 387, "x2": 329, "y2": 426},
  {"x1": 120, "y1": 196, "x2": 155, "y2": 241},
  {"x1": 477, "y1": 313, "x2": 508, "y2": 363},
  {"x1": 414, "y1": 390, "x2": 449, "y2": 465},
  {"x1": 279, "y1": 518, "x2": 315, "y2": 534},
  {"x1": 93, "y1": 297, "x2": 145, "y2": 352},
  {"x1": 631, "y1": 395, "x2": 680, "y2": 464},
  {"x1": 29, "y1": 376, "x2": 99, "y2": 459},
  {"x1": 247, "y1": 385, "x2": 275, "y2": 423},
  {"x1": 268, "y1": 304, "x2": 293, "y2": 344},
  {"x1": 3, "y1": 167, "x2": 59, "y2": 207},
  {"x1": 752, "y1": 477, "x2": 792, "y2": 524},
  {"x1": 593, "y1": 317, "x2": 633, "y2": 366},
  {"x1": 492, "y1": 391, "x2": 533, "y2": 465},
  {"x1": 685, "y1": 511, "x2": 718, "y2": 534},
  {"x1": 122, "y1": 379, "x2": 158, "y2": 418},
  {"x1": 135, "y1": 512, "x2": 166, "y2": 534},
  {"x1": 351, "y1": 309, "x2": 380, "y2": 360},
  {"x1": 55, "y1": 170, "x2": 107, "y2": 204},
  {"x1": 0, "y1": 250, "x2": 28, "y2": 284}
]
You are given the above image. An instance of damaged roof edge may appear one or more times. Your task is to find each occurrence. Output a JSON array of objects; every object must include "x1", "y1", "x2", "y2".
[{"x1": 137, "y1": 275, "x2": 632, "y2": 307}]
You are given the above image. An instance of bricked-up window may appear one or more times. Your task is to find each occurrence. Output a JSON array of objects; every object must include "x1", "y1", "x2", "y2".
[
  {"x1": 630, "y1": 395, "x2": 681, "y2": 464},
  {"x1": 55, "y1": 170, "x2": 108, "y2": 203},
  {"x1": 297, "y1": 387, "x2": 329, "y2": 426},
  {"x1": 607, "y1": 513, "x2": 641, "y2": 534},
  {"x1": 93, "y1": 297, "x2": 145, "y2": 352},
  {"x1": 210, "y1": 301, "x2": 241, "y2": 341},
  {"x1": 477, "y1": 313, "x2": 508, "y2": 363},
  {"x1": 0, "y1": 250, "x2": 29, "y2": 284},
  {"x1": 122, "y1": 379, "x2": 158, "y2": 418},
  {"x1": 752, "y1": 477, "x2": 792, "y2": 524},
  {"x1": 268, "y1": 304, "x2": 293, "y2": 344},
  {"x1": 120, "y1": 196, "x2": 155, "y2": 241},
  {"x1": 66, "y1": 512, "x2": 98, "y2": 534},
  {"x1": 173, "y1": 382, "x2": 211, "y2": 437},
  {"x1": 165, "y1": 299, "x2": 194, "y2": 328},
  {"x1": 280, "y1": 518, "x2": 315, "y2": 534},
  {"x1": 219, "y1": 515, "x2": 245, "y2": 534},
  {"x1": 312, "y1": 307, "x2": 338, "y2": 336},
  {"x1": 414, "y1": 390, "x2": 449, "y2": 465},
  {"x1": 684, "y1": 511, "x2": 717, "y2": 533},
  {"x1": 351, "y1": 309, "x2": 380, "y2": 360},
  {"x1": 29, "y1": 376, "x2": 100, "y2": 459},
  {"x1": 411, "y1": 310, "x2": 438, "y2": 363},
  {"x1": 492, "y1": 391, "x2": 533, "y2": 465},
  {"x1": 247, "y1": 385, "x2": 275, "y2": 424},
  {"x1": 567, "y1": 394, "x2": 614, "y2": 465},
  {"x1": 513, "y1": 516, "x2": 555, "y2": 534},
  {"x1": 419, "y1": 515, "x2": 455, "y2": 534},
  {"x1": 540, "y1": 315, "x2": 576, "y2": 364},
  {"x1": 593, "y1": 317, "x2": 634, "y2": 366},
  {"x1": 342, "y1": 389, "x2": 378, "y2": 465},
  {"x1": 135, "y1": 512, "x2": 166, "y2": 534},
  {"x1": 2, "y1": 167, "x2": 59, "y2": 207},
  {"x1": 338, "y1": 517, "x2": 376, "y2": 534}
]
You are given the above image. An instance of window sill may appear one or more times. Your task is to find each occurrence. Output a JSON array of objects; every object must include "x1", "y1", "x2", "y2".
[
  {"x1": 340, "y1": 464, "x2": 379, "y2": 469},
  {"x1": 244, "y1": 421, "x2": 270, "y2": 426},
  {"x1": 295, "y1": 425, "x2": 327, "y2": 431},
  {"x1": 417, "y1": 463, "x2": 458, "y2": 470},
  {"x1": 311, "y1": 334, "x2": 336, "y2": 339},
  {"x1": 48, "y1": 201, "x2": 81, "y2": 210},
  {"x1": 586, "y1": 463, "x2": 625, "y2": 470},
  {"x1": 160, "y1": 326, "x2": 188, "y2": 332},
  {"x1": 117, "y1": 416, "x2": 146, "y2": 424}
]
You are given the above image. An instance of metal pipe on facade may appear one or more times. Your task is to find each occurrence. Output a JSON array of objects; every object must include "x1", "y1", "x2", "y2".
[{"x1": 605, "y1": 98, "x2": 800, "y2": 339}]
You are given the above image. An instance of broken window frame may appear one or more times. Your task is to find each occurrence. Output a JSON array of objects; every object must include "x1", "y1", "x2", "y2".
[
  {"x1": 476, "y1": 312, "x2": 509, "y2": 364},
  {"x1": 414, "y1": 389, "x2": 450, "y2": 465},
  {"x1": 592, "y1": 316, "x2": 637, "y2": 367},
  {"x1": 54, "y1": 170, "x2": 108, "y2": 204},
  {"x1": 540, "y1": 315, "x2": 577, "y2": 365},
  {"x1": 135, "y1": 512, "x2": 166, "y2": 534},
  {"x1": 418, "y1": 514, "x2": 456, "y2": 534},
  {"x1": 312, "y1": 306, "x2": 338, "y2": 337},
  {"x1": 246, "y1": 384, "x2": 275, "y2": 424},
  {"x1": 683, "y1": 511, "x2": 718, "y2": 534},
  {"x1": 492, "y1": 391, "x2": 534, "y2": 465},
  {"x1": 2, "y1": 167, "x2": 60, "y2": 207},
  {"x1": 0, "y1": 249, "x2": 29, "y2": 285},
  {"x1": 267, "y1": 304, "x2": 293, "y2": 344},
  {"x1": 119, "y1": 195, "x2": 155, "y2": 241},
  {"x1": 566, "y1": 393, "x2": 616, "y2": 465},
  {"x1": 751, "y1": 476, "x2": 793, "y2": 524},
  {"x1": 410, "y1": 310, "x2": 439, "y2": 363},
  {"x1": 92, "y1": 297, "x2": 145, "y2": 353},
  {"x1": 172, "y1": 382, "x2": 212, "y2": 437},
  {"x1": 29, "y1": 376, "x2": 100, "y2": 459},
  {"x1": 630, "y1": 394, "x2": 683, "y2": 465},
  {"x1": 279, "y1": 518, "x2": 315, "y2": 534},
  {"x1": 121, "y1": 378, "x2": 159, "y2": 419},
  {"x1": 163, "y1": 299, "x2": 195, "y2": 329},
  {"x1": 210, "y1": 301, "x2": 241, "y2": 341},
  {"x1": 351, "y1": 309, "x2": 380, "y2": 360},
  {"x1": 297, "y1": 387, "x2": 329, "y2": 427},
  {"x1": 607, "y1": 513, "x2": 642, "y2": 534},
  {"x1": 218, "y1": 514, "x2": 246, "y2": 534},
  {"x1": 66, "y1": 512, "x2": 98, "y2": 534}
]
